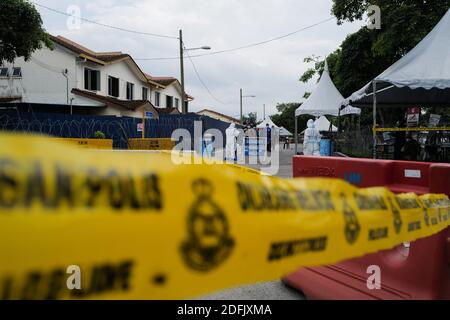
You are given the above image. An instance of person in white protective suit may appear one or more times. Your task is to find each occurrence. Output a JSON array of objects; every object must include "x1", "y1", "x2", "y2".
[
  {"x1": 225, "y1": 123, "x2": 240, "y2": 161},
  {"x1": 303, "y1": 119, "x2": 321, "y2": 156}
]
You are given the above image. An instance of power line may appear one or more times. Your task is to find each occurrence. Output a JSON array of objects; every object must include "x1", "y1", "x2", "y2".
[
  {"x1": 184, "y1": 45, "x2": 228, "y2": 105},
  {"x1": 135, "y1": 17, "x2": 335, "y2": 61},
  {"x1": 31, "y1": 1, "x2": 178, "y2": 39},
  {"x1": 32, "y1": 1, "x2": 334, "y2": 59},
  {"x1": 30, "y1": 57, "x2": 64, "y2": 74}
]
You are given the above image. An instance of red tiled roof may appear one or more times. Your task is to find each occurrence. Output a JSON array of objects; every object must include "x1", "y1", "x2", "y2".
[
  {"x1": 197, "y1": 109, "x2": 240, "y2": 123},
  {"x1": 71, "y1": 89, "x2": 180, "y2": 117},
  {"x1": 144, "y1": 73, "x2": 194, "y2": 100},
  {"x1": 72, "y1": 89, "x2": 151, "y2": 111},
  {"x1": 50, "y1": 35, "x2": 129, "y2": 64},
  {"x1": 146, "y1": 75, "x2": 177, "y2": 86},
  {"x1": 0, "y1": 96, "x2": 22, "y2": 103}
]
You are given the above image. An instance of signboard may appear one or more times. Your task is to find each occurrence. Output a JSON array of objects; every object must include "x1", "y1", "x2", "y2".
[
  {"x1": 407, "y1": 107, "x2": 421, "y2": 114},
  {"x1": 407, "y1": 114, "x2": 419, "y2": 127},
  {"x1": 137, "y1": 123, "x2": 144, "y2": 132},
  {"x1": 404, "y1": 169, "x2": 422, "y2": 179},
  {"x1": 406, "y1": 107, "x2": 420, "y2": 127},
  {"x1": 128, "y1": 138, "x2": 176, "y2": 150},
  {"x1": 429, "y1": 114, "x2": 441, "y2": 127},
  {"x1": 145, "y1": 111, "x2": 153, "y2": 119},
  {"x1": 51, "y1": 138, "x2": 113, "y2": 150}
]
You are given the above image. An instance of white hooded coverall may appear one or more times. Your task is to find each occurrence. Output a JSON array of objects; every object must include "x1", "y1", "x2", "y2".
[
  {"x1": 303, "y1": 119, "x2": 321, "y2": 156},
  {"x1": 225, "y1": 123, "x2": 240, "y2": 160}
]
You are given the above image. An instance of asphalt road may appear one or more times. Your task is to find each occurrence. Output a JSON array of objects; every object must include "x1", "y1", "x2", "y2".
[
  {"x1": 200, "y1": 145, "x2": 306, "y2": 300},
  {"x1": 201, "y1": 281, "x2": 304, "y2": 300}
]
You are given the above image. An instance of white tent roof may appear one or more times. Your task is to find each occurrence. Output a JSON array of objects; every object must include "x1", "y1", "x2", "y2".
[
  {"x1": 279, "y1": 127, "x2": 293, "y2": 136},
  {"x1": 346, "y1": 9, "x2": 450, "y2": 107},
  {"x1": 257, "y1": 117, "x2": 279, "y2": 129},
  {"x1": 300, "y1": 116, "x2": 338, "y2": 134},
  {"x1": 314, "y1": 116, "x2": 338, "y2": 132},
  {"x1": 295, "y1": 62, "x2": 346, "y2": 117}
]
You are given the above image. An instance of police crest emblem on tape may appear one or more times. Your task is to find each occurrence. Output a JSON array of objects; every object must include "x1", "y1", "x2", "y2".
[
  {"x1": 341, "y1": 193, "x2": 361, "y2": 244},
  {"x1": 181, "y1": 179, "x2": 235, "y2": 272},
  {"x1": 388, "y1": 197, "x2": 403, "y2": 234}
]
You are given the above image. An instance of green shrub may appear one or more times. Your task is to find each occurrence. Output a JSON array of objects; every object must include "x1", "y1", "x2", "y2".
[{"x1": 94, "y1": 131, "x2": 106, "y2": 139}]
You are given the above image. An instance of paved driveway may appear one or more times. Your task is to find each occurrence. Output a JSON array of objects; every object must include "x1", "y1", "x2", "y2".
[{"x1": 201, "y1": 145, "x2": 306, "y2": 300}]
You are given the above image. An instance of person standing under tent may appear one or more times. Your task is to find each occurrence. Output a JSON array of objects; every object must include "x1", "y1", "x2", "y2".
[
  {"x1": 266, "y1": 123, "x2": 272, "y2": 153},
  {"x1": 394, "y1": 120, "x2": 406, "y2": 160},
  {"x1": 303, "y1": 119, "x2": 321, "y2": 156},
  {"x1": 225, "y1": 123, "x2": 240, "y2": 161},
  {"x1": 283, "y1": 136, "x2": 290, "y2": 149}
]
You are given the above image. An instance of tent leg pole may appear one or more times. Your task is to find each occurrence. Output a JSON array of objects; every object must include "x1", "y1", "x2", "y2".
[
  {"x1": 294, "y1": 115, "x2": 298, "y2": 154},
  {"x1": 336, "y1": 108, "x2": 341, "y2": 155},
  {"x1": 337, "y1": 109, "x2": 341, "y2": 133},
  {"x1": 372, "y1": 80, "x2": 377, "y2": 159}
]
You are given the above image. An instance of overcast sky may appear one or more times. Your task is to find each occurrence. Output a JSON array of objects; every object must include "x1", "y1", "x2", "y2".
[{"x1": 34, "y1": 0, "x2": 365, "y2": 119}]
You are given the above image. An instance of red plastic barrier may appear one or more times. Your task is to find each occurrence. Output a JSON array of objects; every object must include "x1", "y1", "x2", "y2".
[
  {"x1": 292, "y1": 156, "x2": 449, "y2": 194},
  {"x1": 284, "y1": 156, "x2": 450, "y2": 300}
]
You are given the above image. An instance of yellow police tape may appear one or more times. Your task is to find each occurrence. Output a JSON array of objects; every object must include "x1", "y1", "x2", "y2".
[
  {"x1": 0, "y1": 134, "x2": 449, "y2": 300},
  {"x1": 373, "y1": 126, "x2": 450, "y2": 132}
]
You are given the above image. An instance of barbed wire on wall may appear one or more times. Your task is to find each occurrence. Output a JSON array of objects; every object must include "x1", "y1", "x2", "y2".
[
  {"x1": 0, "y1": 111, "x2": 230, "y2": 149},
  {"x1": 0, "y1": 113, "x2": 137, "y2": 148}
]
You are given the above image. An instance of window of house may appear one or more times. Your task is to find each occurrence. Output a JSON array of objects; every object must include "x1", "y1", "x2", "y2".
[
  {"x1": 0, "y1": 67, "x2": 9, "y2": 77},
  {"x1": 174, "y1": 98, "x2": 179, "y2": 109},
  {"x1": 12, "y1": 67, "x2": 22, "y2": 77},
  {"x1": 142, "y1": 87, "x2": 149, "y2": 100},
  {"x1": 166, "y1": 95, "x2": 173, "y2": 108},
  {"x1": 108, "y1": 76, "x2": 119, "y2": 97},
  {"x1": 126, "y1": 82, "x2": 134, "y2": 100},
  {"x1": 155, "y1": 91, "x2": 161, "y2": 106},
  {"x1": 84, "y1": 68, "x2": 100, "y2": 91}
]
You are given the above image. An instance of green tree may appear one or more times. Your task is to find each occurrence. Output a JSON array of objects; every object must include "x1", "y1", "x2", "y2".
[
  {"x1": 271, "y1": 102, "x2": 314, "y2": 135},
  {"x1": 94, "y1": 131, "x2": 106, "y2": 139},
  {"x1": 300, "y1": 0, "x2": 450, "y2": 126},
  {"x1": 241, "y1": 112, "x2": 257, "y2": 127},
  {"x1": 303, "y1": 92, "x2": 311, "y2": 99},
  {"x1": 0, "y1": 0, "x2": 52, "y2": 63},
  {"x1": 332, "y1": 0, "x2": 450, "y2": 61}
]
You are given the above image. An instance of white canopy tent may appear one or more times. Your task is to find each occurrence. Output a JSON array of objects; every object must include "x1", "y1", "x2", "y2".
[
  {"x1": 294, "y1": 61, "x2": 360, "y2": 153},
  {"x1": 300, "y1": 116, "x2": 338, "y2": 134},
  {"x1": 295, "y1": 62, "x2": 352, "y2": 117},
  {"x1": 279, "y1": 126, "x2": 293, "y2": 137},
  {"x1": 314, "y1": 116, "x2": 338, "y2": 132},
  {"x1": 257, "y1": 117, "x2": 279, "y2": 129},
  {"x1": 345, "y1": 9, "x2": 450, "y2": 108},
  {"x1": 344, "y1": 9, "x2": 450, "y2": 158}
]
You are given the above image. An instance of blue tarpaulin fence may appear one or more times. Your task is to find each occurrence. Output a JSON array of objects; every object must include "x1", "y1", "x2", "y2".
[{"x1": 0, "y1": 111, "x2": 231, "y2": 149}]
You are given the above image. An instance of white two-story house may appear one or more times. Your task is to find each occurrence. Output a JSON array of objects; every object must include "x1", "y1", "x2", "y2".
[
  {"x1": 145, "y1": 74, "x2": 193, "y2": 112},
  {"x1": 0, "y1": 35, "x2": 192, "y2": 118}
]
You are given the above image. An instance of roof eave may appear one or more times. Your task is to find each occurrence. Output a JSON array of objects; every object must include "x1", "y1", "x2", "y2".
[{"x1": 79, "y1": 53, "x2": 106, "y2": 65}]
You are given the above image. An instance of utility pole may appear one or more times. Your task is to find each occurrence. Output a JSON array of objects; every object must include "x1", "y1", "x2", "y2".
[
  {"x1": 263, "y1": 104, "x2": 266, "y2": 120},
  {"x1": 372, "y1": 80, "x2": 377, "y2": 159},
  {"x1": 240, "y1": 89, "x2": 256, "y2": 124},
  {"x1": 240, "y1": 88, "x2": 243, "y2": 123},
  {"x1": 179, "y1": 29, "x2": 186, "y2": 113},
  {"x1": 179, "y1": 30, "x2": 211, "y2": 113}
]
